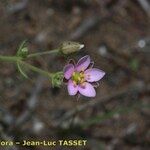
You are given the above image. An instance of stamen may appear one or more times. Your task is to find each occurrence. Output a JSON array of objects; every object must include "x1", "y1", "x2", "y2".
[
  {"x1": 81, "y1": 79, "x2": 85, "y2": 83},
  {"x1": 80, "y1": 72, "x2": 83, "y2": 76},
  {"x1": 72, "y1": 71, "x2": 86, "y2": 85},
  {"x1": 81, "y1": 82, "x2": 86, "y2": 88},
  {"x1": 73, "y1": 81, "x2": 77, "y2": 86},
  {"x1": 80, "y1": 73, "x2": 84, "y2": 78},
  {"x1": 80, "y1": 79, "x2": 83, "y2": 83},
  {"x1": 78, "y1": 77, "x2": 81, "y2": 81}
]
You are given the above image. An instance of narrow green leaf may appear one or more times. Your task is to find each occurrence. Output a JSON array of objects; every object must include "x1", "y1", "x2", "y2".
[{"x1": 17, "y1": 61, "x2": 28, "y2": 79}]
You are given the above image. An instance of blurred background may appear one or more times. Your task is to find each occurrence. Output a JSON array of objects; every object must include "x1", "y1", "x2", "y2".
[{"x1": 0, "y1": 0, "x2": 150, "y2": 150}]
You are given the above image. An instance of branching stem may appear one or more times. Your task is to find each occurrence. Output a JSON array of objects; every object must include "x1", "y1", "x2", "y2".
[{"x1": 0, "y1": 54, "x2": 62, "y2": 79}]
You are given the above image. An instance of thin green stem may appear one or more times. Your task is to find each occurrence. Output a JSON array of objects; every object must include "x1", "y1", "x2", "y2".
[
  {"x1": 0, "y1": 55, "x2": 52, "y2": 78},
  {"x1": 27, "y1": 49, "x2": 60, "y2": 58},
  {"x1": 20, "y1": 60, "x2": 52, "y2": 78},
  {"x1": 0, "y1": 55, "x2": 19, "y2": 62},
  {"x1": 0, "y1": 53, "x2": 63, "y2": 81}
]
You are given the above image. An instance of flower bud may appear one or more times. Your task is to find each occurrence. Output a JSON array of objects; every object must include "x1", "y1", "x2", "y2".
[
  {"x1": 17, "y1": 41, "x2": 28, "y2": 59},
  {"x1": 51, "y1": 72, "x2": 63, "y2": 87},
  {"x1": 60, "y1": 41, "x2": 84, "y2": 55},
  {"x1": 17, "y1": 47, "x2": 28, "y2": 58}
]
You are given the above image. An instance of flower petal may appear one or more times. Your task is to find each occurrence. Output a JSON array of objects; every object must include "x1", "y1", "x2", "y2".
[
  {"x1": 85, "y1": 68, "x2": 105, "y2": 82},
  {"x1": 64, "y1": 64, "x2": 74, "y2": 80},
  {"x1": 78, "y1": 82, "x2": 96, "y2": 97},
  {"x1": 67, "y1": 80, "x2": 78, "y2": 96},
  {"x1": 76, "y1": 55, "x2": 91, "y2": 72}
]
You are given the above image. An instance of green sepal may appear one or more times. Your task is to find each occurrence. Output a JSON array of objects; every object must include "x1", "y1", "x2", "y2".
[
  {"x1": 17, "y1": 40, "x2": 28, "y2": 59},
  {"x1": 17, "y1": 61, "x2": 28, "y2": 79}
]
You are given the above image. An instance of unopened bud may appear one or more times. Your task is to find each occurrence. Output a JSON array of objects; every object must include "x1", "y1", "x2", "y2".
[
  {"x1": 17, "y1": 41, "x2": 28, "y2": 59},
  {"x1": 51, "y1": 72, "x2": 63, "y2": 87},
  {"x1": 18, "y1": 47, "x2": 28, "y2": 58},
  {"x1": 60, "y1": 41, "x2": 84, "y2": 55}
]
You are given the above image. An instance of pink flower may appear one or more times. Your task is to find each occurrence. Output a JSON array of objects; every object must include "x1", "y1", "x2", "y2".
[{"x1": 64, "y1": 55, "x2": 105, "y2": 97}]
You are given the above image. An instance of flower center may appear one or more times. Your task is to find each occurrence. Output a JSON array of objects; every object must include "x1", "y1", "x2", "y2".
[{"x1": 72, "y1": 71, "x2": 85, "y2": 85}]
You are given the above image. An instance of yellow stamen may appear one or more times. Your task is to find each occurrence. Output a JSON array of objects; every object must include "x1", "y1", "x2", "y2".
[
  {"x1": 78, "y1": 77, "x2": 81, "y2": 81},
  {"x1": 80, "y1": 73, "x2": 84, "y2": 78},
  {"x1": 72, "y1": 71, "x2": 86, "y2": 85},
  {"x1": 80, "y1": 79, "x2": 85, "y2": 83},
  {"x1": 73, "y1": 81, "x2": 77, "y2": 86}
]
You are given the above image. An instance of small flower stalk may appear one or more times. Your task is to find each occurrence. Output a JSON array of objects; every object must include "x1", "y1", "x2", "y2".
[{"x1": 64, "y1": 55, "x2": 105, "y2": 97}]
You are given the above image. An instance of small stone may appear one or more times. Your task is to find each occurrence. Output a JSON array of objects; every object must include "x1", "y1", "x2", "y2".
[
  {"x1": 138, "y1": 39, "x2": 146, "y2": 48},
  {"x1": 98, "y1": 45, "x2": 107, "y2": 57}
]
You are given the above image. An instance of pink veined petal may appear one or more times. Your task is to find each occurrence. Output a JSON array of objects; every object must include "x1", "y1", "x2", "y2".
[
  {"x1": 76, "y1": 55, "x2": 91, "y2": 72},
  {"x1": 85, "y1": 68, "x2": 105, "y2": 82},
  {"x1": 64, "y1": 64, "x2": 74, "y2": 80},
  {"x1": 78, "y1": 82, "x2": 96, "y2": 97},
  {"x1": 67, "y1": 80, "x2": 78, "y2": 96}
]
